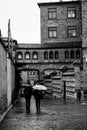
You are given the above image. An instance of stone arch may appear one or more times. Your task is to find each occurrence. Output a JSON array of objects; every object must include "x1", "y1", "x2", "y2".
[
  {"x1": 25, "y1": 51, "x2": 31, "y2": 59},
  {"x1": 32, "y1": 51, "x2": 38, "y2": 59},
  {"x1": 17, "y1": 52, "x2": 23, "y2": 60}
]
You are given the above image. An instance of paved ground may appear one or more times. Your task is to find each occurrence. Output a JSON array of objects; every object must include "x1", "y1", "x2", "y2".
[{"x1": 0, "y1": 96, "x2": 87, "y2": 130}]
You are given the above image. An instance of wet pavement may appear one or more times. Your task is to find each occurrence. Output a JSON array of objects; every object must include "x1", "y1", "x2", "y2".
[{"x1": 0, "y1": 96, "x2": 87, "y2": 130}]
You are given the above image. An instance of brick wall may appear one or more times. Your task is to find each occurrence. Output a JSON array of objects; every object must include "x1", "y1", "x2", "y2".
[
  {"x1": 40, "y1": 2, "x2": 81, "y2": 44},
  {"x1": 0, "y1": 41, "x2": 7, "y2": 114},
  {"x1": 11, "y1": 62, "x2": 16, "y2": 103},
  {"x1": 16, "y1": 48, "x2": 81, "y2": 64},
  {"x1": 0, "y1": 40, "x2": 16, "y2": 116},
  {"x1": 81, "y1": 0, "x2": 87, "y2": 48},
  {"x1": 81, "y1": 0, "x2": 87, "y2": 92},
  {"x1": 7, "y1": 59, "x2": 16, "y2": 107}
]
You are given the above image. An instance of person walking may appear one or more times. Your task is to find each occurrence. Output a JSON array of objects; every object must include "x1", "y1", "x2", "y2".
[
  {"x1": 33, "y1": 90, "x2": 43, "y2": 114},
  {"x1": 24, "y1": 84, "x2": 33, "y2": 113},
  {"x1": 77, "y1": 90, "x2": 81, "y2": 102}
]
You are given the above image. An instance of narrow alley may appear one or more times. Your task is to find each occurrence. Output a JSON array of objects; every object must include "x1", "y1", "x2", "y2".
[{"x1": 0, "y1": 96, "x2": 87, "y2": 130}]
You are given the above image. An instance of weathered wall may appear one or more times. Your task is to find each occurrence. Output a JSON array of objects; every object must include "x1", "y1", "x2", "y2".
[
  {"x1": 0, "y1": 40, "x2": 16, "y2": 116},
  {"x1": 7, "y1": 58, "x2": 11, "y2": 107},
  {"x1": 81, "y1": 0, "x2": 87, "y2": 94},
  {"x1": 0, "y1": 41, "x2": 7, "y2": 114},
  {"x1": 7, "y1": 58, "x2": 16, "y2": 107},
  {"x1": 11, "y1": 62, "x2": 16, "y2": 103},
  {"x1": 16, "y1": 48, "x2": 82, "y2": 64},
  {"x1": 81, "y1": 0, "x2": 87, "y2": 48},
  {"x1": 40, "y1": 2, "x2": 81, "y2": 43}
]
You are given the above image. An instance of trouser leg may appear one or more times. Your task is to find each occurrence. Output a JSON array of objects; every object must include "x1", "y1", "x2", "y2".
[
  {"x1": 36, "y1": 99, "x2": 40, "y2": 113},
  {"x1": 36, "y1": 100, "x2": 38, "y2": 113},
  {"x1": 26, "y1": 98, "x2": 30, "y2": 113},
  {"x1": 38, "y1": 100, "x2": 40, "y2": 113}
]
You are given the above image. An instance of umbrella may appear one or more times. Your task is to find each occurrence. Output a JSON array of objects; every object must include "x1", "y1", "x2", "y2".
[{"x1": 33, "y1": 84, "x2": 47, "y2": 90}]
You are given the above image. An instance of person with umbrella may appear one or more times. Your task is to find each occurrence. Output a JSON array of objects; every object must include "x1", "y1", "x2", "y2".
[
  {"x1": 24, "y1": 84, "x2": 33, "y2": 113},
  {"x1": 33, "y1": 84, "x2": 47, "y2": 114}
]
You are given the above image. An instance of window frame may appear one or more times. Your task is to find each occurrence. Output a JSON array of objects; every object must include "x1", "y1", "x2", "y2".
[
  {"x1": 70, "y1": 50, "x2": 75, "y2": 59},
  {"x1": 67, "y1": 26, "x2": 77, "y2": 38},
  {"x1": 44, "y1": 51, "x2": 48, "y2": 60},
  {"x1": 55, "y1": 51, "x2": 59, "y2": 59},
  {"x1": 48, "y1": 8, "x2": 57, "y2": 20},
  {"x1": 65, "y1": 51, "x2": 69, "y2": 59},
  {"x1": 32, "y1": 52, "x2": 38, "y2": 60},
  {"x1": 49, "y1": 51, "x2": 53, "y2": 60},
  {"x1": 67, "y1": 7, "x2": 76, "y2": 19},
  {"x1": 25, "y1": 52, "x2": 30, "y2": 60},
  {"x1": 48, "y1": 27, "x2": 57, "y2": 38},
  {"x1": 17, "y1": 52, "x2": 23, "y2": 60},
  {"x1": 76, "y1": 50, "x2": 80, "y2": 58}
]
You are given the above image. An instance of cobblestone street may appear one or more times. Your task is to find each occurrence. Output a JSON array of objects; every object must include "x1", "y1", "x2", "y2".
[{"x1": 0, "y1": 97, "x2": 87, "y2": 130}]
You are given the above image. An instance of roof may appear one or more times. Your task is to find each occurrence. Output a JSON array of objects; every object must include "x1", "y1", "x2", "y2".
[
  {"x1": 16, "y1": 41, "x2": 82, "y2": 49},
  {"x1": 2, "y1": 37, "x2": 17, "y2": 45},
  {"x1": 38, "y1": 0, "x2": 80, "y2": 7},
  {"x1": 0, "y1": 38, "x2": 7, "y2": 51},
  {"x1": 73, "y1": 59, "x2": 82, "y2": 65},
  {"x1": 16, "y1": 44, "x2": 41, "y2": 49}
]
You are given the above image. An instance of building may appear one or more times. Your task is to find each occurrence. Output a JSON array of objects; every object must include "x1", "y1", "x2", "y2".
[
  {"x1": 0, "y1": 36, "x2": 17, "y2": 119},
  {"x1": 16, "y1": 0, "x2": 87, "y2": 100},
  {"x1": 0, "y1": 21, "x2": 18, "y2": 119}
]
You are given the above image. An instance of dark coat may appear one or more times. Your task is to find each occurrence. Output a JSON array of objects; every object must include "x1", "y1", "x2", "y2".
[
  {"x1": 24, "y1": 85, "x2": 33, "y2": 99},
  {"x1": 33, "y1": 90, "x2": 43, "y2": 100},
  {"x1": 77, "y1": 90, "x2": 81, "y2": 100}
]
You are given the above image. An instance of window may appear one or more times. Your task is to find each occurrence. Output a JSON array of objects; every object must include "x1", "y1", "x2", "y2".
[
  {"x1": 48, "y1": 27, "x2": 57, "y2": 38},
  {"x1": 17, "y1": 52, "x2": 23, "y2": 60},
  {"x1": 65, "y1": 51, "x2": 69, "y2": 59},
  {"x1": 25, "y1": 52, "x2": 30, "y2": 59},
  {"x1": 70, "y1": 50, "x2": 74, "y2": 59},
  {"x1": 49, "y1": 51, "x2": 53, "y2": 59},
  {"x1": 76, "y1": 50, "x2": 80, "y2": 58},
  {"x1": 32, "y1": 52, "x2": 38, "y2": 59},
  {"x1": 67, "y1": 26, "x2": 77, "y2": 37},
  {"x1": 55, "y1": 51, "x2": 59, "y2": 59},
  {"x1": 44, "y1": 51, "x2": 48, "y2": 59},
  {"x1": 48, "y1": 8, "x2": 57, "y2": 20},
  {"x1": 67, "y1": 7, "x2": 76, "y2": 18}
]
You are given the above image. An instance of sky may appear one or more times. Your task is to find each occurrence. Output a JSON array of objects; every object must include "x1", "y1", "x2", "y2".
[{"x1": 0, "y1": 0, "x2": 73, "y2": 44}]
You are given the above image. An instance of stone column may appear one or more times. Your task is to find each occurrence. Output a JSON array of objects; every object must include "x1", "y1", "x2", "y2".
[{"x1": 73, "y1": 63, "x2": 81, "y2": 101}]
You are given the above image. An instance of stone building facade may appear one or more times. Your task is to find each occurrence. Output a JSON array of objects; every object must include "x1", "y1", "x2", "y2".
[
  {"x1": 0, "y1": 37, "x2": 17, "y2": 119},
  {"x1": 0, "y1": 39, "x2": 7, "y2": 114},
  {"x1": 80, "y1": 0, "x2": 87, "y2": 99},
  {"x1": 38, "y1": 1, "x2": 82, "y2": 44},
  {"x1": 15, "y1": 1, "x2": 80, "y2": 99},
  {"x1": 1, "y1": 0, "x2": 87, "y2": 121},
  {"x1": 15, "y1": 0, "x2": 87, "y2": 100}
]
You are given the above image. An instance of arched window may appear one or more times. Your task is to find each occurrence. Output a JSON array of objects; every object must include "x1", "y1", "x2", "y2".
[
  {"x1": 44, "y1": 51, "x2": 48, "y2": 59},
  {"x1": 55, "y1": 51, "x2": 59, "y2": 59},
  {"x1": 17, "y1": 52, "x2": 23, "y2": 60},
  {"x1": 65, "y1": 51, "x2": 69, "y2": 59},
  {"x1": 76, "y1": 50, "x2": 80, "y2": 58},
  {"x1": 32, "y1": 52, "x2": 38, "y2": 59},
  {"x1": 49, "y1": 51, "x2": 53, "y2": 59},
  {"x1": 70, "y1": 50, "x2": 74, "y2": 59},
  {"x1": 25, "y1": 52, "x2": 30, "y2": 59}
]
